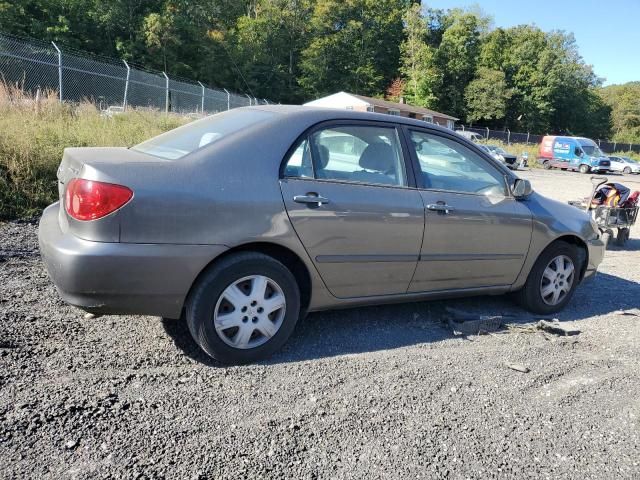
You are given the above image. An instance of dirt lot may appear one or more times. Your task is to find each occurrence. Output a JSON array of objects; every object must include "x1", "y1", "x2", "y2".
[{"x1": 1, "y1": 169, "x2": 639, "y2": 479}]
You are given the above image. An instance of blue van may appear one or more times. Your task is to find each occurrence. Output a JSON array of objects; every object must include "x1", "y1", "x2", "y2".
[{"x1": 538, "y1": 136, "x2": 611, "y2": 173}]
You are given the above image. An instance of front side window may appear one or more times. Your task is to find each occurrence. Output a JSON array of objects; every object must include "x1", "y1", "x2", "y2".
[
  {"x1": 409, "y1": 130, "x2": 506, "y2": 196},
  {"x1": 284, "y1": 125, "x2": 407, "y2": 187}
]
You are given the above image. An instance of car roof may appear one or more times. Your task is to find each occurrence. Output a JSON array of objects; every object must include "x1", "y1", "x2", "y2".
[{"x1": 248, "y1": 104, "x2": 458, "y2": 135}]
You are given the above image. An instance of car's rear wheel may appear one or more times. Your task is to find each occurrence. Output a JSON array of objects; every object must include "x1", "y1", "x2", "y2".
[
  {"x1": 515, "y1": 241, "x2": 581, "y2": 314},
  {"x1": 186, "y1": 252, "x2": 300, "y2": 364},
  {"x1": 623, "y1": 167, "x2": 631, "y2": 174},
  {"x1": 579, "y1": 164, "x2": 590, "y2": 174},
  {"x1": 543, "y1": 160, "x2": 551, "y2": 170}
]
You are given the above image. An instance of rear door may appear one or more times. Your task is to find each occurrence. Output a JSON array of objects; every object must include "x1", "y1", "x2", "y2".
[
  {"x1": 279, "y1": 121, "x2": 424, "y2": 298},
  {"x1": 404, "y1": 128, "x2": 532, "y2": 292}
]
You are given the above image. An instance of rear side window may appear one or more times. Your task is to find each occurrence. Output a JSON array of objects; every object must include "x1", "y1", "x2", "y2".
[
  {"x1": 132, "y1": 109, "x2": 275, "y2": 160},
  {"x1": 284, "y1": 125, "x2": 407, "y2": 187}
]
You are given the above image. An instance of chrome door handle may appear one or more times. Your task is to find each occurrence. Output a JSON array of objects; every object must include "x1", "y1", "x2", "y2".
[
  {"x1": 427, "y1": 203, "x2": 455, "y2": 214},
  {"x1": 293, "y1": 194, "x2": 330, "y2": 206}
]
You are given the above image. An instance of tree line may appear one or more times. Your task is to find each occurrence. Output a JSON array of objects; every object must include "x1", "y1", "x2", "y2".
[{"x1": 2, "y1": 0, "x2": 638, "y2": 141}]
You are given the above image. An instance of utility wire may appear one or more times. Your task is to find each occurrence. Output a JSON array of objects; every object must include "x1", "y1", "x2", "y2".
[{"x1": 218, "y1": 40, "x2": 256, "y2": 98}]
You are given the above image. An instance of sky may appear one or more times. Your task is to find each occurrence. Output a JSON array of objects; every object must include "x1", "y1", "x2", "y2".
[{"x1": 425, "y1": 0, "x2": 640, "y2": 85}]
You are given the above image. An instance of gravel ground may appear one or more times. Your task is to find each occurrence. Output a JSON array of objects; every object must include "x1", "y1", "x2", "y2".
[{"x1": 1, "y1": 169, "x2": 639, "y2": 479}]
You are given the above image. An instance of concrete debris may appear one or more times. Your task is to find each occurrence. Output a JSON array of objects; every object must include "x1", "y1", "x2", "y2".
[{"x1": 536, "y1": 320, "x2": 581, "y2": 336}]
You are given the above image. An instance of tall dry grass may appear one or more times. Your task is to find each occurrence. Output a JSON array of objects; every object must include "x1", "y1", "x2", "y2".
[{"x1": 0, "y1": 82, "x2": 188, "y2": 219}]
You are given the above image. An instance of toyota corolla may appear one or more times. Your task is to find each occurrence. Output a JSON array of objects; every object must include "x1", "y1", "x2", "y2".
[{"x1": 39, "y1": 106, "x2": 605, "y2": 364}]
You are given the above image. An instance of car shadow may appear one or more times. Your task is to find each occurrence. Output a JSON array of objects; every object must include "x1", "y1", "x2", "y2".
[{"x1": 162, "y1": 271, "x2": 640, "y2": 367}]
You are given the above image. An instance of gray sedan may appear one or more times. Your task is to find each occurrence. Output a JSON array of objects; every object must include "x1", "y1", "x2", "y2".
[
  {"x1": 39, "y1": 106, "x2": 605, "y2": 364},
  {"x1": 608, "y1": 156, "x2": 640, "y2": 174}
]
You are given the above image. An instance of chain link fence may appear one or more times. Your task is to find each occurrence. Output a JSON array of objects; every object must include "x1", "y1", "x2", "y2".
[
  {"x1": 0, "y1": 32, "x2": 270, "y2": 114},
  {"x1": 458, "y1": 125, "x2": 640, "y2": 155}
]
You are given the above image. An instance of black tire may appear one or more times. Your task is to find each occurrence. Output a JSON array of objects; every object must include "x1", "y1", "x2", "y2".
[
  {"x1": 543, "y1": 160, "x2": 551, "y2": 170},
  {"x1": 185, "y1": 252, "x2": 300, "y2": 364},
  {"x1": 579, "y1": 164, "x2": 590, "y2": 174},
  {"x1": 515, "y1": 241, "x2": 582, "y2": 315},
  {"x1": 623, "y1": 167, "x2": 631, "y2": 174},
  {"x1": 616, "y1": 228, "x2": 630, "y2": 246}
]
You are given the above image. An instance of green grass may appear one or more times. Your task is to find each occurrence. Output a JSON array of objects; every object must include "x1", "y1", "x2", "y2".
[{"x1": 0, "y1": 85, "x2": 188, "y2": 220}]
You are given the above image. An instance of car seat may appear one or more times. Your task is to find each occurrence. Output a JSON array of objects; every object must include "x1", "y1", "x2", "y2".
[{"x1": 352, "y1": 143, "x2": 397, "y2": 185}]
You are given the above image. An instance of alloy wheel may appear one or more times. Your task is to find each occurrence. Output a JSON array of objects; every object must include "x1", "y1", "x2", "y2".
[
  {"x1": 539, "y1": 255, "x2": 575, "y2": 306},
  {"x1": 213, "y1": 275, "x2": 286, "y2": 349}
]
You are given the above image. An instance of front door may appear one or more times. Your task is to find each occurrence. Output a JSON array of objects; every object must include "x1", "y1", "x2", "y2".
[
  {"x1": 404, "y1": 129, "x2": 532, "y2": 292},
  {"x1": 280, "y1": 122, "x2": 424, "y2": 298}
]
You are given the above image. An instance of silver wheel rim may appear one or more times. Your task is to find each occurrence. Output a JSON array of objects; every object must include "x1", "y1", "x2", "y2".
[
  {"x1": 213, "y1": 275, "x2": 286, "y2": 349},
  {"x1": 540, "y1": 255, "x2": 575, "y2": 306}
]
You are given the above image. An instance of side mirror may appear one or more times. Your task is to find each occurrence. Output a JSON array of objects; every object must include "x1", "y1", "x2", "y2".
[{"x1": 512, "y1": 178, "x2": 533, "y2": 198}]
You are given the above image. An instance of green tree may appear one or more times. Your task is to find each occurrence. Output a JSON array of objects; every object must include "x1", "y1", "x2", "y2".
[
  {"x1": 399, "y1": 2, "x2": 439, "y2": 107},
  {"x1": 599, "y1": 82, "x2": 640, "y2": 143},
  {"x1": 298, "y1": 0, "x2": 409, "y2": 98},
  {"x1": 431, "y1": 8, "x2": 490, "y2": 120},
  {"x1": 464, "y1": 67, "x2": 510, "y2": 124},
  {"x1": 228, "y1": 0, "x2": 312, "y2": 102}
]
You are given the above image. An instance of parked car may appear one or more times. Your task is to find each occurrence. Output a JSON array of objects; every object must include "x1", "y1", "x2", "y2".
[
  {"x1": 39, "y1": 106, "x2": 605, "y2": 364},
  {"x1": 538, "y1": 136, "x2": 610, "y2": 173},
  {"x1": 608, "y1": 156, "x2": 640, "y2": 174},
  {"x1": 455, "y1": 130, "x2": 483, "y2": 142},
  {"x1": 481, "y1": 144, "x2": 518, "y2": 169}
]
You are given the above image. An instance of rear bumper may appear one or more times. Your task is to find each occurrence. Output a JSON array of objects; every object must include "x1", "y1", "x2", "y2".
[
  {"x1": 583, "y1": 236, "x2": 605, "y2": 281},
  {"x1": 38, "y1": 203, "x2": 228, "y2": 318}
]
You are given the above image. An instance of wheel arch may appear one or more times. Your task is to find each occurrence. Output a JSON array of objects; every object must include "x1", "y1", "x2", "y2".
[
  {"x1": 186, "y1": 241, "x2": 313, "y2": 315},
  {"x1": 545, "y1": 235, "x2": 589, "y2": 280}
]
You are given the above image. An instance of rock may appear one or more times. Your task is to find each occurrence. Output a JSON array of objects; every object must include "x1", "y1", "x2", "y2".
[
  {"x1": 65, "y1": 439, "x2": 78, "y2": 449},
  {"x1": 506, "y1": 364, "x2": 530, "y2": 373},
  {"x1": 536, "y1": 320, "x2": 580, "y2": 336}
]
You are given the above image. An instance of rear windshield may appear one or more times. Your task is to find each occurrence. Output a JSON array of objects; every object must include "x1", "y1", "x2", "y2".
[{"x1": 132, "y1": 109, "x2": 275, "y2": 159}]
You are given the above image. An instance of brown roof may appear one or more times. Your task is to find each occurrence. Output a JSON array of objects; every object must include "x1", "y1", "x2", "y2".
[{"x1": 350, "y1": 93, "x2": 458, "y2": 121}]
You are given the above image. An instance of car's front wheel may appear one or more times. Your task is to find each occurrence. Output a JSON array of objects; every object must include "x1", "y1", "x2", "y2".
[
  {"x1": 515, "y1": 241, "x2": 582, "y2": 314},
  {"x1": 579, "y1": 164, "x2": 590, "y2": 174},
  {"x1": 186, "y1": 252, "x2": 300, "y2": 364},
  {"x1": 623, "y1": 167, "x2": 631, "y2": 174}
]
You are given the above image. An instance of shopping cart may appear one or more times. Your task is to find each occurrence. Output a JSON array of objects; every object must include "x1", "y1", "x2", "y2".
[{"x1": 568, "y1": 176, "x2": 638, "y2": 247}]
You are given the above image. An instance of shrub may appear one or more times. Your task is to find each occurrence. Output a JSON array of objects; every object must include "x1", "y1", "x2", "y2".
[{"x1": 0, "y1": 83, "x2": 188, "y2": 219}]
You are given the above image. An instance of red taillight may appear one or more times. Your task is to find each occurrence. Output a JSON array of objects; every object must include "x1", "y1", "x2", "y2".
[{"x1": 65, "y1": 178, "x2": 133, "y2": 221}]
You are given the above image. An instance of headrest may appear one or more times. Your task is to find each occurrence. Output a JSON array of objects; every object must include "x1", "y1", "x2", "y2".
[
  {"x1": 359, "y1": 143, "x2": 394, "y2": 172},
  {"x1": 316, "y1": 144, "x2": 330, "y2": 169}
]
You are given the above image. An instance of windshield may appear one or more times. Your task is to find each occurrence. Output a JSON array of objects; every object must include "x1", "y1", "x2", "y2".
[
  {"x1": 132, "y1": 109, "x2": 275, "y2": 160},
  {"x1": 581, "y1": 145, "x2": 606, "y2": 157}
]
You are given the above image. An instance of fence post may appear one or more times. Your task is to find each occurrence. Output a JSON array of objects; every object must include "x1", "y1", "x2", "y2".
[
  {"x1": 122, "y1": 60, "x2": 130, "y2": 111},
  {"x1": 245, "y1": 94, "x2": 252, "y2": 106},
  {"x1": 526, "y1": 132, "x2": 530, "y2": 145},
  {"x1": 162, "y1": 72, "x2": 169, "y2": 113},
  {"x1": 263, "y1": 98, "x2": 268, "y2": 105},
  {"x1": 51, "y1": 41, "x2": 62, "y2": 102},
  {"x1": 598, "y1": 139, "x2": 601, "y2": 146},
  {"x1": 630, "y1": 143, "x2": 633, "y2": 152},
  {"x1": 254, "y1": 96, "x2": 259, "y2": 105},
  {"x1": 507, "y1": 129, "x2": 511, "y2": 145},
  {"x1": 461, "y1": 124, "x2": 465, "y2": 131},
  {"x1": 197, "y1": 81, "x2": 205, "y2": 113},
  {"x1": 614, "y1": 141, "x2": 617, "y2": 151},
  {"x1": 223, "y1": 88, "x2": 230, "y2": 110},
  {"x1": 485, "y1": 127, "x2": 489, "y2": 140}
]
